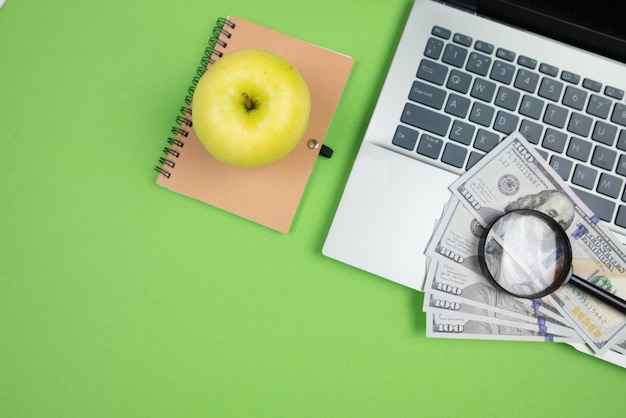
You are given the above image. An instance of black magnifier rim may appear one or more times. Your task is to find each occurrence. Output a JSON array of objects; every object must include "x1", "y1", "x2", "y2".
[{"x1": 477, "y1": 209, "x2": 573, "y2": 299}]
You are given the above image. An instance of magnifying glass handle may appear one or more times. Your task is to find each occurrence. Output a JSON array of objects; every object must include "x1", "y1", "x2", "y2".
[{"x1": 570, "y1": 275, "x2": 626, "y2": 314}]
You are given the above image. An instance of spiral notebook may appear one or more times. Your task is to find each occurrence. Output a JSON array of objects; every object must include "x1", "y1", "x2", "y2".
[{"x1": 155, "y1": 16, "x2": 354, "y2": 233}]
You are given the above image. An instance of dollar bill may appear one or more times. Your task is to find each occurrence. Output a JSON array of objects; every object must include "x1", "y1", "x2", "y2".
[
  {"x1": 450, "y1": 132, "x2": 626, "y2": 353},
  {"x1": 424, "y1": 197, "x2": 569, "y2": 322},
  {"x1": 613, "y1": 339, "x2": 626, "y2": 355},
  {"x1": 425, "y1": 196, "x2": 486, "y2": 275},
  {"x1": 424, "y1": 257, "x2": 571, "y2": 328},
  {"x1": 424, "y1": 291, "x2": 579, "y2": 337},
  {"x1": 426, "y1": 311, "x2": 575, "y2": 342}
]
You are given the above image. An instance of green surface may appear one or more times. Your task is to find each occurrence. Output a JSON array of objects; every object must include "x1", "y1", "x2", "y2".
[{"x1": 1, "y1": 1, "x2": 624, "y2": 417}]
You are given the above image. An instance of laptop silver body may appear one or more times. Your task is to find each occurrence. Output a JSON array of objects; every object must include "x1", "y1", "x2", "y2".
[{"x1": 323, "y1": 0, "x2": 626, "y2": 290}]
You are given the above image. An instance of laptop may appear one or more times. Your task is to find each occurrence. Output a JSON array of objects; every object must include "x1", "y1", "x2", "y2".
[{"x1": 323, "y1": 0, "x2": 626, "y2": 290}]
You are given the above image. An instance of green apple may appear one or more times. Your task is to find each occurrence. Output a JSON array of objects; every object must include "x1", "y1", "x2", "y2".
[{"x1": 192, "y1": 48, "x2": 311, "y2": 168}]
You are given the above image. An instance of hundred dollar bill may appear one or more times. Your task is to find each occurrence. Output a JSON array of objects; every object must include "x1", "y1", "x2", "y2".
[
  {"x1": 613, "y1": 339, "x2": 626, "y2": 355},
  {"x1": 424, "y1": 291, "x2": 579, "y2": 337},
  {"x1": 555, "y1": 285, "x2": 626, "y2": 353},
  {"x1": 424, "y1": 257, "x2": 571, "y2": 327},
  {"x1": 426, "y1": 311, "x2": 575, "y2": 342},
  {"x1": 424, "y1": 198, "x2": 568, "y2": 323},
  {"x1": 425, "y1": 196, "x2": 485, "y2": 274},
  {"x1": 450, "y1": 132, "x2": 626, "y2": 353}
]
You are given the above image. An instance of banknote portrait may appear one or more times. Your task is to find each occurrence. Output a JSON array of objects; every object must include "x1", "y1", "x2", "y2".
[{"x1": 504, "y1": 189, "x2": 575, "y2": 230}]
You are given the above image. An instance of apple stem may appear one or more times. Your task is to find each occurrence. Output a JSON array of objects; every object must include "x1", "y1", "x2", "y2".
[{"x1": 242, "y1": 93, "x2": 254, "y2": 111}]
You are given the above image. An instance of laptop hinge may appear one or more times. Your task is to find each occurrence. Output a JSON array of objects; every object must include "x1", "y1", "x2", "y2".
[{"x1": 443, "y1": 0, "x2": 478, "y2": 13}]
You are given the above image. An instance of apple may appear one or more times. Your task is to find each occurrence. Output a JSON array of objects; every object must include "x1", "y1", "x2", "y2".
[{"x1": 192, "y1": 48, "x2": 311, "y2": 168}]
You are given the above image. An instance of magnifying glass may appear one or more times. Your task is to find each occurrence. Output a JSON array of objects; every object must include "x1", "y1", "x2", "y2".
[{"x1": 477, "y1": 209, "x2": 626, "y2": 314}]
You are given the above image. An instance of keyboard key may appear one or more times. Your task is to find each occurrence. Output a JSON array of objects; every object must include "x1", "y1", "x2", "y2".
[
  {"x1": 466, "y1": 52, "x2": 492, "y2": 76},
  {"x1": 441, "y1": 142, "x2": 468, "y2": 168},
  {"x1": 617, "y1": 130, "x2": 626, "y2": 150},
  {"x1": 444, "y1": 93, "x2": 470, "y2": 117},
  {"x1": 409, "y1": 80, "x2": 447, "y2": 109},
  {"x1": 549, "y1": 155, "x2": 573, "y2": 180},
  {"x1": 538, "y1": 78, "x2": 563, "y2": 102},
  {"x1": 494, "y1": 86, "x2": 520, "y2": 111},
  {"x1": 474, "y1": 40, "x2": 494, "y2": 54},
  {"x1": 446, "y1": 69, "x2": 473, "y2": 94},
  {"x1": 514, "y1": 69, "x2": 540, "y2": 93},
  {"x1": 474, "y1": 129, "x2": 500, "y2": 152},
  {"x1": 587, "y1": 95, "x2": 612, "y2": 119},
  {"x1": 496, "y1": 48, "x2": 515, "y2": 62},
  {"x1": 543, "y1": 104, "x2": 568, "y2": 128},
  {"x1": 605, "y1": 86, "x2": 624, "y2": 100},
  {"x1": 469, "y1": 102, "x2": 495, "y2": 127},
  {"x1": 615, "y1": 206, "x2": 626, "y2": 228},
  {"x1": 416, "y1": 134, "x2": 443, "y2": 159},
  {"x1": 493, "y1": 110, "x2": 519, "y2": 134},
  {"x1": 490, "y1": 60, "x2": 515, "y2": 84},
  {"x1": 401, "y1": 103, "x2": 451, "y2": 136},
  {"x1": 466, "y1": 151, "x2": 484, "y2": 170},
  {"x1": 424, "y1": 37, "x2": 445, "y2": 60},
  {"x1": 561, "y1": 71, "x2": 580, "y2": 84},
  {"x1": 567, "y1": 113, "x2": 593, "y2": 137},
  {"x1": 517, "y1": 55, "x2": 537, "y2": 69},
  {"x1": 542, "y1": 128, "x2": 567, "y2": 153},
  {"x1": 449, "y1": 120, "x2": 475, "y2": 145},
  {"x1": 591, "y1": 145, "x2": 617, "y2": 170},
  {"x1": 470, "y1": 78, "x2": 496, "y2": 102},
  {"x1": 453, "y1": 33, "x2": 472, "y2": 47},
  {"x1": 417, "y1": 59, "x2": 448, "y2": 85},
  {"x1": 611, "y1": 103, "x2": 626, "y2": 127},
  {"x1": 591, "y1": 121, "x2": 617, "y2": 145},
  {"x1": 562, "y1": 86, "x2": 587, "y2": 110},
  {"x1": 572, "y1": 164, "x2": 598, "y2": 189},
  {"x1": 432, "y1": 25, "x2": 451, "y2": 39},
  {"x1": 442, "y1": 44, "x2": 468, "y2": 68},
  {"x1": 536, "y1": 149, "x2": 549, "y2": 160},
  {"x1": 583, "y1": 78, "x2": 602, "y2": 92},
  {"x1": 539, "y1": 63, "x2": 559, "y2": 77},
  {"x1": 573, "y1": 188, "x2": 615, "y2": 222},
  {"x1": 566, "y1": 137, "x2": 593, "y2": 162},
  {"x1": 519, "y1": 119, "x2": 543, "y2": 144},
  {"x1": 519, "y1": 95, "x2": 545, "y2": 120},
  {"x1": 597, "y1": 172, "x2": 623, "y2": 199},
  {"x1": 616, "y1": 154, "x2": 626, "y2": 176},
  {"x1": 392, "y1": 125, "x2": 419, "y2": 150}
]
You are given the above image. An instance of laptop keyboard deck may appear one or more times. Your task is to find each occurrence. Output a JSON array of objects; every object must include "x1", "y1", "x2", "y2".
[{"x1": 393, "y1": 24, "x2": 626, "y2": 231}]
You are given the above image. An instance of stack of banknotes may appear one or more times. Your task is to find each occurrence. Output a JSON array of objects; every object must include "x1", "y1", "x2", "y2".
[{"x1": 423, "y1": 131, "x2": 626, "y2": 367}]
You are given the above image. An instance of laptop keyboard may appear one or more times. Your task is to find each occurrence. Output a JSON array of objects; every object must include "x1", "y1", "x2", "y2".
[{"x1": 393, "y1": 25, "x2": 626, "y2": 231}]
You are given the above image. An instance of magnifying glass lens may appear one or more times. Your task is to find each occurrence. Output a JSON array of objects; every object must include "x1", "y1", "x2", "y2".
[{"x1": 480, "y1": 210, "x2": 571, "y2": 298}]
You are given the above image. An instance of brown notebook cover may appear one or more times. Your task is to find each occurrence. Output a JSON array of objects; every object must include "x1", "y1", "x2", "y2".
[{"x1": 155, "y1": 16, "x2": 354, "y2": 233}]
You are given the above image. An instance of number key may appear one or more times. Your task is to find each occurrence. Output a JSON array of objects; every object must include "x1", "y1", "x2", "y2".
[
  {"x1": 562, "y1": 86, "x2": 588, "y2": 111},
  {"x1": 466, "y1": 52, "x2": 492, "y2": 76},
  {"x1": 611, "y1": 103, "x2": 626, "y2": 127},
  {"x1": 587, "y1": 94, "x2": 612, "y2": 119},
  {"x1": 538, "y1": 78, "x2": 563, "y2": 102},
  {"x1": 424, "y1": 38, "x2": 444, "y2": 60},
  {"x1": 442, "y1": 44, "x2": 468, "y2": 68},
  {"x1": 490, "y1": 60, "x2": 515, "y2": 84},
  {"x1": 514, "y1": 69, "x2": 540, "y2": 93}
]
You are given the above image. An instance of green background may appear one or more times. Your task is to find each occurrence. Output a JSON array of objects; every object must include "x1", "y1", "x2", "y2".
[{"x1": 1, "y1": 1, "x2": 624, "y2": 417}]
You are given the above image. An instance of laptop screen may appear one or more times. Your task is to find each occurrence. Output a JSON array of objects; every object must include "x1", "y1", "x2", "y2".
[{"x1": 456, "y1": 0, "x2": 626, "y2": 63}]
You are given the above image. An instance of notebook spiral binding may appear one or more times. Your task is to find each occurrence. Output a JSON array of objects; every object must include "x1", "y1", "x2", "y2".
[{"x1": 154, "y1": 18, "x2": 236, "y2": 179}]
